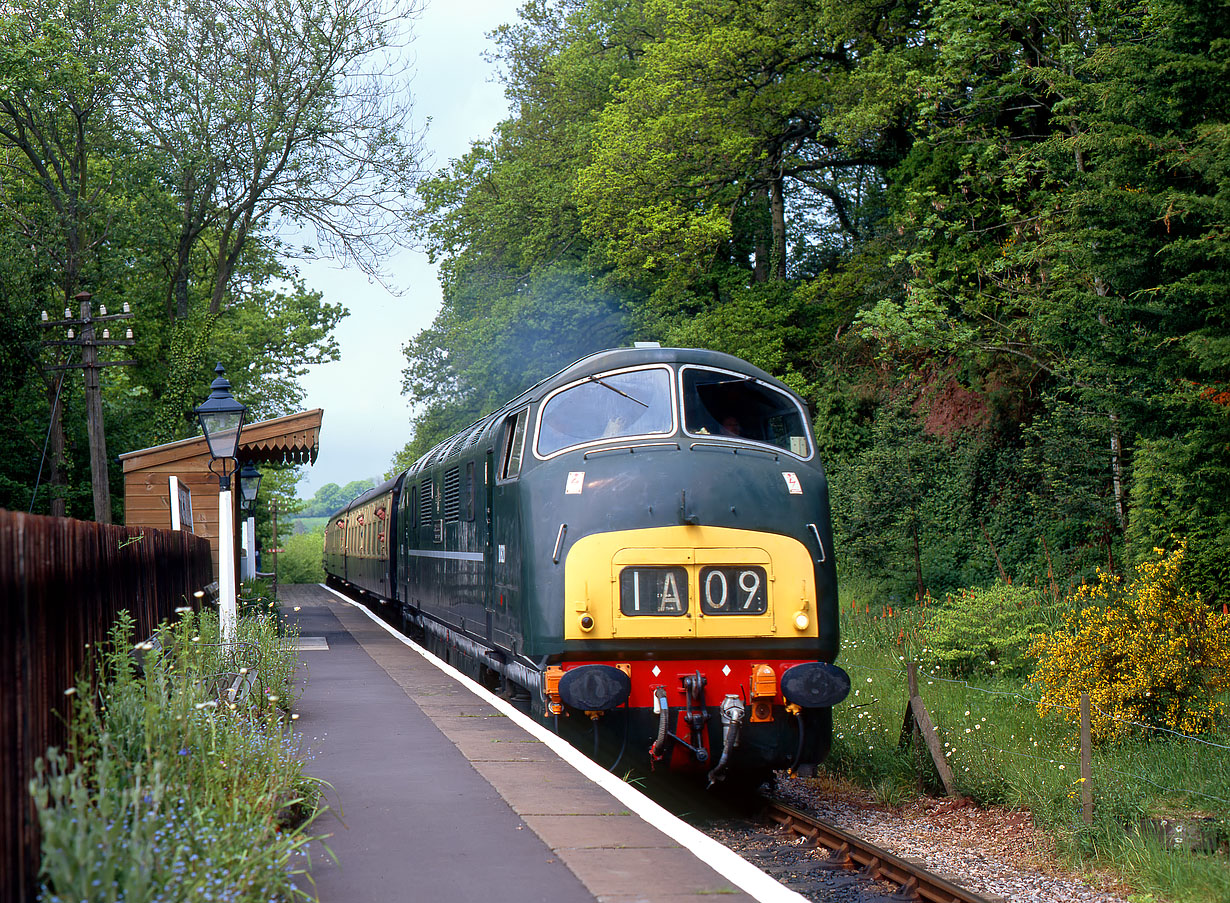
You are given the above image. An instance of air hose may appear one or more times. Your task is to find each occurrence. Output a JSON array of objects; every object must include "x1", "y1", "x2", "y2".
[
  {"x1": 706, "y1": 695, "x2": 745, "y2": 788},
  {"x1": 650, "y1": 687, "x2": 670, "y2": 759}
]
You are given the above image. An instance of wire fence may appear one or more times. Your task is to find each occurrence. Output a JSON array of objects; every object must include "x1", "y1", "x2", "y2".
[{"x1": 1, "y1": 509, "x2": 214, "y2": 903}]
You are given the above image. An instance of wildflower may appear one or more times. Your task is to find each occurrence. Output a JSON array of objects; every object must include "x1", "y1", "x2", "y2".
[{"x1": 178, "y1": 748, "x2": 190, "y2": 756}]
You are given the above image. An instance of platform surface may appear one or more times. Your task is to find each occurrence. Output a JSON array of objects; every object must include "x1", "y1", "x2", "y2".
[{"x1": 285, "y1": 584, "x2": 760, "y2": 903}]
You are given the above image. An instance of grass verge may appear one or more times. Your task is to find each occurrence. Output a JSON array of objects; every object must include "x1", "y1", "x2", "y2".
[{"x1": 824, "y1": 577, "x2": 1230, "y2": 903}]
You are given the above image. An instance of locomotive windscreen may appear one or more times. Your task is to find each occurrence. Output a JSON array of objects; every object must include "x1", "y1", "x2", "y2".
[
  {"x1": 681, "y1": 366, "x2": 811, "y2": 457},
  {"x1": 537, "y1": 366, "x2": 674, "y2": 456}
]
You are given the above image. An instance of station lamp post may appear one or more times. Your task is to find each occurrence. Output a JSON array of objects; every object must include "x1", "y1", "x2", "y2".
[
  {"x1": 238, "y1": 462, "x2": 263, "y2": 581},
  {"x1": 194, "y1": 363, "x2": 247, "y2": 641}
]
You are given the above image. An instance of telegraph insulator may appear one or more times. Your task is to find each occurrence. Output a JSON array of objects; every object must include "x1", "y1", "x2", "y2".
[
  {"x1": 100, "y1": 304, "x2": 107, "y2": 316},
  {"x1": 67, "y1": 328, "x2": 75, "y2": 339},
  {"x1": 41, "y1": 310, "x2": 48, "y2": 321},
  {"x1": 102, "y1": 328, "x2": 110, "y2": 339},
  {"x1": 126, "y1": 327, "x2": 133, "y2": 339}
]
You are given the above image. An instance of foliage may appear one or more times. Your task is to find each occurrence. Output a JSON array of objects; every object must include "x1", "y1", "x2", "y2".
[
  {"x1": 924, "y1": 582, "x2": 1056, "y2": 680},
  {"x1": 1030, "y1": 545, "x2": 1230, "y2": 741},
  {"x1": 118, "y1": 0, "x2": 423, "y2": 315},
  {"x1": 29, "y1": 609, "x2": 316, "y2": 902},
  {"x1": 0, "y1": 0, "x2": 427, "y2": 518},
  {"x1": 299, "y1": 479, "x2": 379, "y2": 517},
  {"x1": 278, "y1": 531, "x2": 326, "y2": 585},
  {"x1": 399, "y1": 0, "x2": 1229, "y2": 610}
]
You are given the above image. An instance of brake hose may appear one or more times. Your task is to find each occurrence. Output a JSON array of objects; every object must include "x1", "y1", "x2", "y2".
[{"x1": 650, "y1": 687, "x2": 670, "y2": 758}]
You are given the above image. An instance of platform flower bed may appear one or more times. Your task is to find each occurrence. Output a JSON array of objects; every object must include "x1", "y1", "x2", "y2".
[{"x1": 29, "y1": 608, "x2": 320, "y2": 903}]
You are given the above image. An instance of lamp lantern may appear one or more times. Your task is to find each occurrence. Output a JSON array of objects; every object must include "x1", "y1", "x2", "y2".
[
  {"x1": 194, "y1": 363, "x2": 247, "y2": 473},
  {"x1": 238, "y1": 462, "x2": 263, "y2": 511}
]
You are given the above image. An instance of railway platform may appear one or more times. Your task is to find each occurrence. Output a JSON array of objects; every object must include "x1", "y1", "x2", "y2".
[{"x1": 284, "y1": 583, "x2": 797, "y2": 903}]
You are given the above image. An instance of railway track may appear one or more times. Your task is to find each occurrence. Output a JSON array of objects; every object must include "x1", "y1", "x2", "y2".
[{"x1": 761, "y1": 799, "x2": 995, "y2": 903}]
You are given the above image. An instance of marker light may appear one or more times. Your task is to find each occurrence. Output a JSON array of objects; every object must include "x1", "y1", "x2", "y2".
[{"x1": 793, "y1": 611, "x2": 810, "y2": 631}]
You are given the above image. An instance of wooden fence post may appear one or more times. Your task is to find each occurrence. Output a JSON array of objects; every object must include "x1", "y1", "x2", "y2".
[
  {"x1": 1080, "y1": 692, "x2": 1093, "y2": 824},
  {"x1": 899, "y1": 662, "x2": 958, "y2": 796}
]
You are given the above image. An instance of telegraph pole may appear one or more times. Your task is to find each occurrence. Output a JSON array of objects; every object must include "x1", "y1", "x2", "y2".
[{"x1": 38, "y1": 292, "x2": 135, "y2": 522}]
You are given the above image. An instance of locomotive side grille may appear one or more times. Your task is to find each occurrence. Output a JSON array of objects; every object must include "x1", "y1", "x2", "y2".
[
  {"x1": 443, "y1": 466, "x2": 461, "y2": 522},
  {"x1": 420, "y1": 480, "x2": 433, "y2": 520}
]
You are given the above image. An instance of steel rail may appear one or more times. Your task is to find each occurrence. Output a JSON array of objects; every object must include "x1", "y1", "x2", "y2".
[{"x1": 765, "y1": 800, "x2": 998, "y2": 903}]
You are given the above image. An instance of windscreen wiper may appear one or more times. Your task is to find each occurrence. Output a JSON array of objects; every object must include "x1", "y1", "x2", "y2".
[{"x1": 589, "y1": 375, "x2": 648, "y2": 407}]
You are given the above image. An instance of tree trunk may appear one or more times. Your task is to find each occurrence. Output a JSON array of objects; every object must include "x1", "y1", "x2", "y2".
[
  {"x1": 752, "y1": 188, "x2": 769, "y2": 283},
  {"x1": 770, "y1": 169, "x2": 787, "y2": 281},
  {"x1": 911, "y1": 512, "x2": 925, "y2": 601},
  {"x1": 1110, "y1": 412, "x2": 1126, "y2": 535}
]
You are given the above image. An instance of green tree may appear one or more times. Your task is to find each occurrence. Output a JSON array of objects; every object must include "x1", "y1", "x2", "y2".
[
  {"x1": 400, "y1": 0, "x2": 646, "y2": 457},
  {"x1": 857, "y1": 0, "x2": 1230, "y2": 595},
  {"x1": 116, "y1": 0, "x2": 423, "y2": 440},
  {"x1": 0, "y1": 0, "x2": 140, "y2": 516},
  {"x1": 576, "y1": 0, "x2": 918, "y2": 287}
]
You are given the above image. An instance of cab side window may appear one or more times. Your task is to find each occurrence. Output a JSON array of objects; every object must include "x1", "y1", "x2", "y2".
[{"x1": 499, "y1": 409, "x2": 528, "y2": 480}]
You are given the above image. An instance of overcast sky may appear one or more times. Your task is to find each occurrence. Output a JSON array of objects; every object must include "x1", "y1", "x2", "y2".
[{"x1": 294, "y1": 0, "x2": 522, "y2": 499}]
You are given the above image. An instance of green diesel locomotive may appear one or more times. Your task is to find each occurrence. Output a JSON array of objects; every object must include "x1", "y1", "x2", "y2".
[{"x1": 323, "y1": 345, "x2": 849, "y2": 785}]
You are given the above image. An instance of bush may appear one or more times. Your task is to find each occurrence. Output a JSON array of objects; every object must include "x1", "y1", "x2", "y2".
[
  {"x1": 277, "y1": 530, "x2": 324, "y2": 584},
  {"x1": 1029, "y1": 544, "x2": 1230, "y2": 741},
  {"x1": 923, "y1": 581, "x2": 1056, "y2": 679}
]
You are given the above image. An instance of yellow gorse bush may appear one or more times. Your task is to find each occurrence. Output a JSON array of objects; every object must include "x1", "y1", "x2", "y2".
[{"x1": 1029, "y1": 543, "x2": 1230, "y2": 742}]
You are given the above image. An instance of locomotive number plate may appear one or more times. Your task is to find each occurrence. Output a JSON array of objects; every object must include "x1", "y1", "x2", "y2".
[
  {"x1": 619, "y1": 567, "x2": 689, "y2": 615},
  {"x1": 699, "y1": 566, "x2": 768, "y2": 614}
]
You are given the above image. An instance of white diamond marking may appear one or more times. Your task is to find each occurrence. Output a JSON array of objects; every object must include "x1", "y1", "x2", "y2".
[
  {"x1": 722, "y1": 665, "x2": 731, "y2": 676},
  {"x1": 651, "y1": 665, "x2": 661, "y2": 677}
]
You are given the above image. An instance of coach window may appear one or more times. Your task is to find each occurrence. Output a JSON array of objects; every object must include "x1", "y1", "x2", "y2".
[
  {"x1": 536, "y1": 366, "x2": 674, "y2": 457},
  {"x1": 499, "y1": 408, "x2": 529, "y2": 480}
]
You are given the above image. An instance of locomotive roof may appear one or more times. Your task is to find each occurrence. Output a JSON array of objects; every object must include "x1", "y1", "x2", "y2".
[
  {"x1": 404, "y1": 346, "x2": 801, "y2": 477},
  {"x1": 504, "y1": 346, "x2": 791, "y2": 410}
]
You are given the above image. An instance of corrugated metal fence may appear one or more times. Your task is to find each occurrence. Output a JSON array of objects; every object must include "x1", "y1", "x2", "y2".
[{"x1": 0, "y1": 509, "x2": 214, "y2": 903}]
